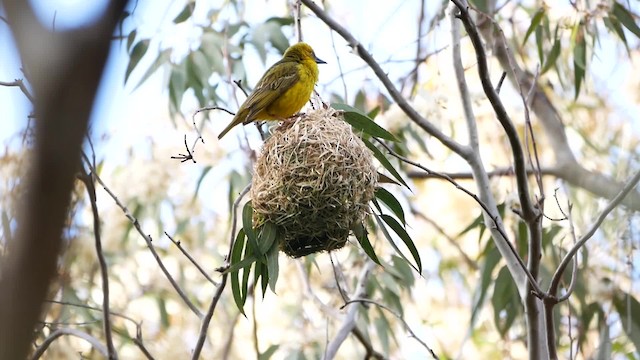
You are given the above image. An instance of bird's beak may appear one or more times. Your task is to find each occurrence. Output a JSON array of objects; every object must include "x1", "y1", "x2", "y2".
[{"x1": 314, "y1": 55, "x2": 327, "y2": 64}]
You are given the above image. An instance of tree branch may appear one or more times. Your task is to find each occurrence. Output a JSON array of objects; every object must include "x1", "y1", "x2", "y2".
[
  {"x1": 79, "y1": 164, "x2": 117, "y2": 359},
  {"x1": 191, "y1": 184, "x2": 251, "y2": 360},
  {"x1": 324, "y1": 260, "x2": 375, "y2": 360},
  {"x1": 300, "y1": 0, "x2": 469, "y2": 158},
  {"x1": 31, "y1": 328, "x2": 108, "y2": 360},
  {"x1": 0, "y1": 1, "x2": 129, "y2": 359},
  {"x1": 87, "y1": 159, "x2": 204, "y2": 319},
  {"x1": 341, "y1": 299, "x2": 439, "y2": 359}
]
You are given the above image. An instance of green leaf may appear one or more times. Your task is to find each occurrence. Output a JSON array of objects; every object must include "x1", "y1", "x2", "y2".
[
  {"x1": 332, "y1": 103, "x2": 398, "y2": 141},
  {"x1": 491, "y1": 266, "x2": 520, "y2": 336},
  {"x1": 523, "y1": 8, "x2": 545, "y2": 45},
  {"x1": 470, "y1": 241, "x2": 500, "y2": 328},
  {"x1": 173, "y1": 1, "x2": 195, "y2": 24},
  {"x1": 361, "y1": 137, "x2": 409, "y2": 189},
  {"x1": 380, "y1": 214, "x2": 422, "y2": 274},
  {"x1": 192, "y1": 165, "x2": 212, "y2": 201},
  {"x1": 613, "y1": 291, "x2": 640, "y2": 355},
  {"x1": 241, "y1": 239, "x2": 255, "y2": 304},
  {"x1": 573, "y1": 24, "x2": 586, "y2": 99},
  {"x1": 134, "y1": 48, "x2": 171, "y2": 90},
  {"x1": 258, "y1": 222, "x2": 277, "y2": 255},
  {"x1": 258, "y1": 344, "x2": 280, "y2": 360},
  {"x1": 125, "y1": 39, "x2": 150, "y2": 83},
  {"x1": 603, "y1": 17, "x2": 629, "y2": 53},
  {"x1": 168, "y1": 62, "x2": 187, "y2": 113},
  {"x1": 266, "y1": 237, "x2": 279, "y2": 292},
  {"x1": 230, "y1": 229, "x2": 247, "y2": 314},
  {"x1": 243, "y1": 201, "x2": 258, "y2": 252},
  {"x1": 260, "y1": 262, "x2": 269, "y2": 297},
  {"x1": 373, "y1": 213, "x2": 418, "y2": 274},
  {"x1": 126, "y1": 29, "x2": 137, "y2": 52},
  {"x1": 391, "y1": 255, "x2": 415, "y2": 288},
  {"x1": 353, "y1": 222, "x2": 381, "y2": 265},
  {"x1": 542, "y1": 36, "x2": 561, "y2": 74},
  {"x1": 612, "y1": 2, "x2": 640, "y2": 39},
  {"x1": 374, "y1": 187, "x2": 406, "y2": 224}
]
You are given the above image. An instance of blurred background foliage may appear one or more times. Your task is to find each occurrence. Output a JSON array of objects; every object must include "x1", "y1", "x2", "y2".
[{"x1": 1, "y1": 0, "x2": 639, "y2": 359}]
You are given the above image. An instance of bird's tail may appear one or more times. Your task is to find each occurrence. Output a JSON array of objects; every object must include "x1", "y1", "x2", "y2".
[{"x1": 218, "y1": 112, "x2": 244, "y2": 139}]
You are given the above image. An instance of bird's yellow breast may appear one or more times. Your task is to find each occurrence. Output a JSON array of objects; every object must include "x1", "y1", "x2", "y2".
[{"x1": 263, "y1": 59, "x2": 318, "y2": 119}]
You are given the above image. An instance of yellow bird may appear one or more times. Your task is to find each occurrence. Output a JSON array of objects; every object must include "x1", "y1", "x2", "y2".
[{"x1": 218, "y1": 42, "x2": 326, "y2": 139}]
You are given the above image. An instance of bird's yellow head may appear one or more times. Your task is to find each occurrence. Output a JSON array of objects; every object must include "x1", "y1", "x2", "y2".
[{"x1": 284, "y1": 42, "x2": 326, "y2": 64}]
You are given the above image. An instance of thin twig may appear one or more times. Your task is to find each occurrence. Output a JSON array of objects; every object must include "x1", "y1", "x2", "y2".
[
  {"x1": 548, "y1": 170, "x2": 640, "y2": 297},
  {"x1": 293, "y1": 0, "x2": 303, "y2": 42},
  {"x1": 324, "y1": 261, "x2": 375, "y2": 360},
  {"x1": 87, "y1": 160, "x2": 204, "y2": 319},
  {"x1": 451, "y1": 0, "x2": 538, "y2": 222},
  {"x1": 165, "y1": 232, "x2": 218, "y2": 285},
  {"x1": 191, "y1": 184, "x2": 251, "y2": 360},
  {"x1": 0, "y1": 79, "x2": 34, "y2": 103},
  {"x1": 407, "y1": 167, "x2": 559, "y2": 180},
  {"x1": 79, "y1": 162, "x2": 117, "y2": 360},
  {"x1": 375, "y1": 139, "x2": 544, "y2": 296},
  {"x1": 31, "y1": 328, "x2": 108, "y2": 360},
  {"x1": 299, "y1": 0, "x2": 468, "y2": 157},
  {"x1": 545, "y1": 170, "x2": 640, "y2": 359},
  {"x1": 341, "y1": 299, "x2": 439, "y2": 359},
  {"x1": 411, "y1": 206, "x2": 478, "y2": 270}
]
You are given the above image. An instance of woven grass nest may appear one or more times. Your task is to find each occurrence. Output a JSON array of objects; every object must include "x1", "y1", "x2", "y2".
[{"x1": 251, "y1": 107, "x2": 378, "y2": 257}]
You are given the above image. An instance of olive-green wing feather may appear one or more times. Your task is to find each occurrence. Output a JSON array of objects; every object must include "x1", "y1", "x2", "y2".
[
  {"x1": 218, "y1": 60, "x2": 299, "y2": 139},
  {"x1": 242, "y1": 63, "x2": 300, "y2": 123}
]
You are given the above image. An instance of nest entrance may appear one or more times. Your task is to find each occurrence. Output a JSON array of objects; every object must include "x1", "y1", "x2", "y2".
[{"x1": 251, "y1": 108, "x2": 377, "y2": 257}]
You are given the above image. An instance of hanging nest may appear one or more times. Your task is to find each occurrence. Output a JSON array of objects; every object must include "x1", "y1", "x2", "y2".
[{"x1": 251, "y1": 107, "x2": 378, "y2": 257}]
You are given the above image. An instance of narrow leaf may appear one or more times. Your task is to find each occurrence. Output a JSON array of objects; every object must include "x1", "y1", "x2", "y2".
[
  {"x1": 266, "y1": 238, "x2": 279, "y2": 292},
  {"x1": 380, "y1": 214, "x2": 422, "y2": 274},
  {"x1": 243, "y1": 201, "x2": 258, "y2": 251},
  {"x1": 125, "y1": 39, "x2": 150, "y2": 83},
  {"x1": 126, "y1": 29, "x2": 137, "y2": 52},
  {"x1": 353, "y1": 222, "x2": 381, "y2": 265},
  {"x1": 373, "y1": 212, "x2": 419, "y2": 274},
  {"x1": 332, "y1": 103, "x2": 398, "y2": 141},
  {"x1": 134, "y1": 48, "x2": 171, "y2": 90},
  {"x1": 613, "y1": 291, "x2": 640, "y2": 354},
  {"x1": 173, "y1": 1, "x2": 195, "y2": 24},
  {"x1": 230, "y1": 229, "x2": 247, "y2": 314},
  {"x1": 192, "y1": 165, "x2": 212, "y2": 200},
  {"x1": 542, "y1": 36, "x2": 561, "y2": 74},
  {"x1": 523, "y1": 8, "x2": 545, "y2": 45},
  {"x1": 258, "y1": 221, "x2": 277, "y2": 255},
  {"x1": 258, "y1": 345, "x2": 280, "y2": 360},
  {"x1": 613, "y1": 2, "x2": 640, "y2": 38},
  {"x1": 374, "y1": 187, "x2": 406, "y2": 224},
  {"x1": 362, "y1": 137, "x2": 410, "y2": 189},
  {"x1": 573, "y1": 25, "x2": 586, "y2": 99}
]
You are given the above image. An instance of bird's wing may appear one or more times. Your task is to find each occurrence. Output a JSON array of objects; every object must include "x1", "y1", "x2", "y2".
[{"x1": 242, "y1": 62, "x2": 300, "y2": 123}]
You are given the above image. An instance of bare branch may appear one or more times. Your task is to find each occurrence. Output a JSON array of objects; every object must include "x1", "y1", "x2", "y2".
[
  {"x1": 548, "y1": 170, "x2": 640, "y2": 297},
  {"x1": 191, "y1": 184, "x2": 251, "y2": 360},
  {"x1": 31, "y1": 328, "x2": 108, "y2": 360},
  {"x1": 0, "y1": 78, "x2": 34, "y2": 102},
  {"x1": 451, "y1": 0, "x2": 538, "y2": 223},
  {"x1": 87, "y1": 161, "x2": 204, "y2": 319},
  {"x1": 376, "y1": 138, "x2": 544, "y2": 296},
  {"x1": 165, "y1": 232, "x2": 218, "y2": 285},
  {"x1": 341, "y1": 299, "x2": 439, "y2": 359},
  {"x1": 300, "y1": 0, "x2": 468, "y2": 157},
  {"x1": 0, "y1": 1, "x2": 130, "y2": 358},
  {"x1": 79, "y1": 163, "x2": 117, "y2": 359},
  {"x1": 324, "y1": 260, "x2": 375, "y2": 359}
]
